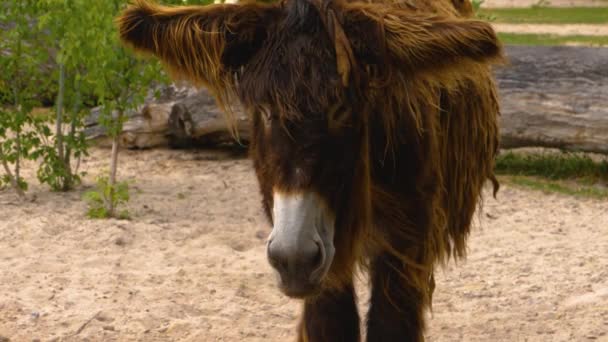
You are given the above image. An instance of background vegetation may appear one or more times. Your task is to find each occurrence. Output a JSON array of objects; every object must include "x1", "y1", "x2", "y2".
[
  {"x1": 478, "y1": 3, "x2": 608, "y2": 46},
  {"x1": 479, "y1": 6, "x2": 608, "y2": 24},
  {"x1": 0, "y1": 0, "x2": 214, "y2": 215}
]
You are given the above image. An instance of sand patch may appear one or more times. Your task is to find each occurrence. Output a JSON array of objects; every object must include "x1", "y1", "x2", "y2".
[{"x1": 493, "y1": 23, "x2": 608, "y2": 36}]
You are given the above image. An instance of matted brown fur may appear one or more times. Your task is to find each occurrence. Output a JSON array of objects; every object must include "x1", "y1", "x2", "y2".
[{"x1": 118, "y1": 0, "x2": 503, "y2": 340}]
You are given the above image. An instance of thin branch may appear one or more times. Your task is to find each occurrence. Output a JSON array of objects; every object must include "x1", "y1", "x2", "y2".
[
  {"x1": 0, "y1": 146, "x2": 26, "y2": 199},
  {"x1": 15, "y1": 129, "x2": 21, "y2": 182},
  {"x1": 74, "y1": 310, "x2": 101, "y2": 335},
  {"x1": 56, "y1": 63, "x2": 66, "y2": 170}
]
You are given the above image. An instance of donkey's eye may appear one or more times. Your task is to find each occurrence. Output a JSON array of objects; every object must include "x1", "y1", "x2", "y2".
[
  {"x1": 260, "y1": 105, "x2": 273, "y2": 127},
  {"x1": 328, "y1": 102, "x2": 350, "y2": 131}
]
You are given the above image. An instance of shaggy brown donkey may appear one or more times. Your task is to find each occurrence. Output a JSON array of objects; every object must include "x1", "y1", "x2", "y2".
[{"x1": 118, "y1": 0, "x2": 503, "y2": 340}]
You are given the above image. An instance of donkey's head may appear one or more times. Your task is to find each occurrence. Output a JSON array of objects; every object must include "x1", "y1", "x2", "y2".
[{"x1": 118, "y1": 0, "x2": 502, "y2": 298}]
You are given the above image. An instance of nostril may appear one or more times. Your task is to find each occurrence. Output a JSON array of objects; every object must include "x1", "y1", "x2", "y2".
[
  {"x1": 312, "y1": 241, "x2": 323, "y2": 269},
  {"x1": 267, "y1": 239, "x2": 326, "y2": 281},
  {"x1": 267, "y1": 241, "x2": 288, "y2": 273}
]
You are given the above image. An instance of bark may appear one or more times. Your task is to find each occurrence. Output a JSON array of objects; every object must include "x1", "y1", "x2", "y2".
[
  {"x1": 85, "y1": 89, "x2": 248, "y2": 149},
  {"x1": 496, "y1": 45, "x2": 608, "y2": 154},
  {"x1": 166, "y1": 93, "x2": 249, "y2": 148}
]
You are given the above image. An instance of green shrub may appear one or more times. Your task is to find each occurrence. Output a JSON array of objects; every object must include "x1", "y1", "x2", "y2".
[{"x1": 84, "y1": 176, "x2": 131, "y2": 219}]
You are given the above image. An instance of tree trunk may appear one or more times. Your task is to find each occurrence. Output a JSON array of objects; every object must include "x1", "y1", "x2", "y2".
[
  {"x1": 56, "y1": 63, "x2": 66, "y2": 167},
  {"x1": 0, "y1": 147, "x2": 26, "y2": 199},
  {"x1": 62, "y1": 77, "x2": 82, "y2": 191},
  {"x1": 107, "y1": 110, "x2": 123, "y2": 217},
  {"x1": 13, "y1": 37, "x2": 22, "y2": 187},
  {"x1": 15, "y1": 130, "x2": 21, "y2": 182}
]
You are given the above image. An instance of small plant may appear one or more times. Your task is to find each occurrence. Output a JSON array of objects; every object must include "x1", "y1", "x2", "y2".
[
  {"x1": 0, "y1": 110, "x2": 46, "y2": 199},
  {"x1": 36, "y1": 129, "x2": 88, "y2": 191},
  {"x1": 471, "y1": 0, "x2": 484, "y2": 12},
  {"x1": 84, "y1": 175, "x2": 131, "y2": 219},
  {"x1": 472, "y1": 0, "x2": 496, "y2": 21}
]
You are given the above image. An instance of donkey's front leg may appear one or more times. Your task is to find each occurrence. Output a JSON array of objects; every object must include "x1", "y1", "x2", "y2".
[
  {"x1": 366, "y1": 253, "x2": 426, "y2": 342},
  {"x1": 298, "y1": 283, "x2": 360, "y2": 342}
]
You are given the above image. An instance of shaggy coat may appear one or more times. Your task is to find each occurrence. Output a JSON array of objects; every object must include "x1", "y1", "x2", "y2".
[{"x1": 118, "y1": 0, "x2": 503, "y2": 340}]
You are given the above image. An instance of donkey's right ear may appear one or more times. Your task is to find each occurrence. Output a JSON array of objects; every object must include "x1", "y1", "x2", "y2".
[{"x1": 117, "y1": 0, "x2": 280, "y2": 88}]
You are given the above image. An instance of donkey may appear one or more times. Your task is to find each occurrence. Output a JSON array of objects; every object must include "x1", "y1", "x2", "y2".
[{"x1": 118, "y1": 0, "x2": 503, "y2": 340}]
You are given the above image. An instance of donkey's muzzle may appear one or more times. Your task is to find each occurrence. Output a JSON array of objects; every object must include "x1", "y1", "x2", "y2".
[
  {"x1": 267, "y1": 236, "x2": 325, "y2": 297},
  {"x1": 267, "y1": 192, "x2": 336, "y2": 298}
]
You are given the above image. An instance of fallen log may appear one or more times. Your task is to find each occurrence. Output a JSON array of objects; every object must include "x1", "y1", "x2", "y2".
[
  {"x1": 166, "y1": 90, "x2": 249, "y2": 148},
  {"x1": 85, "y1": 45, "x2": 608, "y2": 154},
  {"x1": 496, "y1": 45, "x2": 608, "y2": 155},
  {"x1": 84, "y1": 84, "x2": 249, "y2": 149}
]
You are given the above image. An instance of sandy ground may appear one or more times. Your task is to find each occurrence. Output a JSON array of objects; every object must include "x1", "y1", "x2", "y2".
[
  {"x1": 493, "y1": 23, "x2": 608, "y2": 36},
  {"x1": 0, "y1": 147, "x2": 607, "y2": 341}
]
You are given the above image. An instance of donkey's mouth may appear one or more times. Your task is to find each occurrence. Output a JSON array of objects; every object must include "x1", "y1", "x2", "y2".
[
  {"x1": 278, "y1": 278, "x2": 323, "y2": 299},
  {"x1": 270, "y1": 235, "x2": 335, "y2": 299},
  {"x1": 266, "y1": 191, "x2": 336, "y2": 298}
]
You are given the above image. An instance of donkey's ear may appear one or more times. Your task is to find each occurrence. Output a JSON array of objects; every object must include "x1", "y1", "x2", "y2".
[
  {"x1": 117, "y1": 0, "x2": 279, "y2": 88},
  {"x1": 344, "y1": 6, "x2": 504, "y2": 74}
]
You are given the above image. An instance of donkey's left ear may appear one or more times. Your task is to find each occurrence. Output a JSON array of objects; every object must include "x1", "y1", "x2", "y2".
[
  {"x1": 343, "y1": 5, "x2": 504, "y2": 75},
  {"x1": 117, "y1": 0, "x2": 280, "y2": 88}
]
